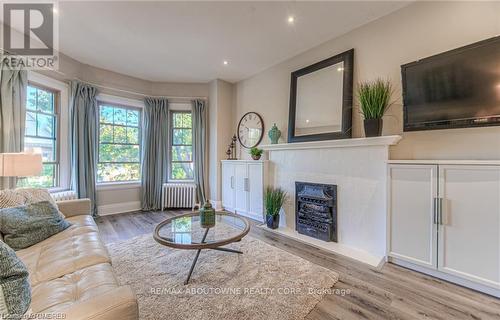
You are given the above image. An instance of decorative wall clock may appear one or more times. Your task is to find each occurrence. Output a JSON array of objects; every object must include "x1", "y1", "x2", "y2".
[{"x1": 237, "y1": 112, "x2": 264, "y2": 148}]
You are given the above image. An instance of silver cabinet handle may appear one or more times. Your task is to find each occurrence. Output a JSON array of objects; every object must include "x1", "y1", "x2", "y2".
[
  {"x1": 433, "y1": 197, "x2": 438, "y2": 224},
  {"x1": 438, "y1": 198, "x2": 444, "y2": 225},
  {"x1": 230, "y1": 176, "x2": 234, "y2": 189},
  {"x1": 244, "y1": 178, "x2": 249, "y2": 192}
]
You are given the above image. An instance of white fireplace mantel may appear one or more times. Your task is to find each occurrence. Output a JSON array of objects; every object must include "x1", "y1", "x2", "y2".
[
  {"x1": 259, "y1": 134, "x2": 402, "y2": 267},
  {"x1": 260, "y1": 135, "x2": 402, "y2": 151}
]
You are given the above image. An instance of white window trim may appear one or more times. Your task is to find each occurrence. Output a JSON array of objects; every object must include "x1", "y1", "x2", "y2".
[
  {"x1": 168, "y1": 104, "x2": 195, "y2": 183},
  {"x1": 96, "y1": 93, "x2": 144, "y2": 188},
  {"x1": 27, "y1": 71, "x2": 70, "y2": 191}
]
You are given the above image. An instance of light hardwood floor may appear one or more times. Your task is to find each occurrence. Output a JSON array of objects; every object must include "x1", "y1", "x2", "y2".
[{"x1": 96, "y1": 210, "x2": 500, "y2": 320}]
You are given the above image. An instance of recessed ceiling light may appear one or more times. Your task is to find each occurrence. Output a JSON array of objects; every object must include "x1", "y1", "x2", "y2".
[
  {"x1": 287, "y1": 16, "x2": 295, "y2": 24},
  {"x1": 223, "y1": 60, "x2": 229, "y2": 65},
  {"x1": 337, "y1": 67, "x2": 344, "y2": 72},
  {"x1": 305, "y1": 119, "x2": 310, "y2": 123},
  {"x1": 53, "y1": 7, "x2": 58, "y2": 14}
]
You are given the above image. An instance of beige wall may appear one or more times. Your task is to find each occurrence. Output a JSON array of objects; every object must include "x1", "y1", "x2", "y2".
[
  {"x1": 38, "y1": 54, "x2": 209, "y2": 209},
  {"x1": 234, "y1": 1, "x2": 500, "y2": 160},
  {"x1": 208, "y1": 79, "x2": 234, "y2": 205}
]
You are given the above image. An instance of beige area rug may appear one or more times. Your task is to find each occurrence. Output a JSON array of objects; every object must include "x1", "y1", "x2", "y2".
[{"x1": 106, "y1": 225, "x2": 339, "y2": 320}]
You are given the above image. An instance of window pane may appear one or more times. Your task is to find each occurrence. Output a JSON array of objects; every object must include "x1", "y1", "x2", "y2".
[
  {"x1": 17, "y1": 163, "x2": 55, "y2": 188},
  {"x1": 173, "y1": 113, "x2": 192, "y2": 128},
  {"x1": 97, "y1": 163, "x2": 140, "y2": 182},
  {"x1": 127, "y1": 110, "x2": 139, "y2": 126},
  {"x1": 173, "y1": 113, "x2": 184, "y2": 128},
  {"x1": 27, "y1": 86, "x2": 37, "y2": 111},
  {"x1": 114, "y1": 107, "x2": 127, "y2": 125},
  {"x1": 172, "y1": 146, "x2": 192, "y2": 161},
  {"x1": 25, "y1": 137, "x2": 55, "y2": 162},
  {"x1": 37, "y1": 114, "x2": 54, "y2": 138},
  {"x1": 100, "y1": 106, "x2": 114, "y2": 123},
  {"x1": 99, "y1": 144, "x2": 140, "y2": 162},
  {"x1": 113, "y1": 126, "x2": 127, "y2": 143},
  {"x1": 182, "y1": 113, "x2": 192, "y2": 128},
  {"x1": 127, "y1": 127, "x2": 139, "y2": 144},
  {"x1": 99, "y1": 124, "x2": 113, "y2": 143},
  {"x1": 36, "y1": 88, "x2": 54, "y2": 112},
  {"x1": 173, "y1": 128, "x2": 192, "y2": 145},
  {"x1": 25, "y1": 111, "x2": 36, "y2": 136},
  {"x1": 171, "y1": 162, "x2": 194, "y2": 180}
]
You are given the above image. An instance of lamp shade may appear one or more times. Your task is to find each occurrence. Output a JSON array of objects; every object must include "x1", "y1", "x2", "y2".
[{"x1": 0, "y1": 153, "x2": 43, "y2": 177}]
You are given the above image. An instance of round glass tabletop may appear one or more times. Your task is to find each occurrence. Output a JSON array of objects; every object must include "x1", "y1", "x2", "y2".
[{"x1": 153, "y1": 212, "x2": 250, "y2": 250}]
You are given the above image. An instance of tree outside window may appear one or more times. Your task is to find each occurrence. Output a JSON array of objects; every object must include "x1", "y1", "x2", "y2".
[
  {"x1": 170, "y1": 111, "x2": 194, "y2": 180},
  {"x1": 98, "y1": 103, "x2": 141, "y2": 182}
]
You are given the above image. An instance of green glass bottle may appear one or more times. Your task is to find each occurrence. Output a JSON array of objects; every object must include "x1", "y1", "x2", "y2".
[{"x1": 199, "y1": 202, "x2": 216, "y2": 228}]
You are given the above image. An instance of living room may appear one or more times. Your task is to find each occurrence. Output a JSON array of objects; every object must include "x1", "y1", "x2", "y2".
[{"x1": 1, "y1": 1, "x2": 499, "y2": 320}]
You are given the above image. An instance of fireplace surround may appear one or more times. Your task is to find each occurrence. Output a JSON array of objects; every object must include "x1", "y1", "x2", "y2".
[{"x1": 295, "y1": 182, "x2": 337, "y2": 242}]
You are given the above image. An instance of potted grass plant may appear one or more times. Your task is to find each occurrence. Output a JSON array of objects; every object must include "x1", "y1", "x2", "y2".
[
  {"x1": 249, "y1": 147, "x2": 263, "y2": 160},
  {"x1": 264, "y1": 187, "x2": 287, "y2": 229},
  {"x1": 357, "y1": 78, "x2": 393, "y2": 137}
]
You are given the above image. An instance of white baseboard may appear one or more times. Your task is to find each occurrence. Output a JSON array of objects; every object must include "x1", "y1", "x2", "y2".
[
  {"x1": 98, "y1": 201, "x2": 141, "y2": 216},
  {"x1": 209, "y1": 199, "x2": 222, "y2": 210}
]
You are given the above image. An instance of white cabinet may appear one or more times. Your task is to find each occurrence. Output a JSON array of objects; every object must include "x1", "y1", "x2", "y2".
[
  {"x1": 388, "y1": 163, "x2": 500, "y2": 297},
  {"x1": 388, "y1": 165, "x2": 438, "y2": 269},
  {"x1": 221, "y1": 162, "x2": 235, "y2": 211},
  {"x1": 221, "y1": 160, "x2": 268, "y2": 222}
]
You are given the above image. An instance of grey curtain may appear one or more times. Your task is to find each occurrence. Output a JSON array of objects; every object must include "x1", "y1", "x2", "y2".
[
  {"x1": 0, "y1": 64, "x2": 27, "y2": 189},
  {"x1": 70, "y1": 81, "x2": 98, "y2": 216},
  {"x1": 192, "y1": 99, "x2": 207, "y2": 204},
  {"x1": 141, "y1": 97, "x2": 169, "y2": 211}
]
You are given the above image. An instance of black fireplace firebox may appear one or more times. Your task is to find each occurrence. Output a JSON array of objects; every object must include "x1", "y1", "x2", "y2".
[{"x1": 295, "y1": 182, "x2": 337, "y2": 242}]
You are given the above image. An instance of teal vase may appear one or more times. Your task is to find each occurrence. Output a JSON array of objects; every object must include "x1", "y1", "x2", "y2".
[
  {"x1": 268, "y1": 123, "x2": 281, "y2": 144},
  {"x1": 199, "y1": 202, "x2": 215, "y2": 228}
]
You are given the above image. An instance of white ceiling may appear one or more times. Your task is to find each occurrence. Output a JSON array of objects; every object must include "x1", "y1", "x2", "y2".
[{"x1": 58, "y1": 1, "x2": 410, "y2": 83}]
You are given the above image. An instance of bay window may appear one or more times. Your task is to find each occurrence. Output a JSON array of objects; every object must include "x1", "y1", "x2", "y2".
[
  {"x1": 98, "y1": 103, "x2": 141, "y2": 183},
  {"x1": 170, "y1": 111, "x2": 194, "y2": 180},
  {"x1": 18, "y1": 84, "x2": 59, "y2": 188}
]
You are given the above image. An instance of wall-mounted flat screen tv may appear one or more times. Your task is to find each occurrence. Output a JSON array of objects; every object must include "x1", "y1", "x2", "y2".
[{"x1": 402, "y1": 36, "x2": 500, "y2": 131}]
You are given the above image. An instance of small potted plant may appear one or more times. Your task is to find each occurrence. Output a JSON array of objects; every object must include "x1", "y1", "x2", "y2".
[
  {"x1": 264, "y1": 187, "x2": 287, "y2": 229},
  {"x1": 249, "y1": 147, "x2": 263, "y2": 160},
  {"x1": 357, "y1": 78, "x2": 393, "y2": 137}
]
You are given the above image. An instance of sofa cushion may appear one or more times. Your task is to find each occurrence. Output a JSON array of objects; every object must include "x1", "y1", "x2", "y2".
[
  {"x1": 0, "y1": 201, "x2": 71, "y2": 250},
  {"x1": 30, "y1": 263, "x2": 118, "y2": 314},
  {"x1": 0, "y1": 188, "x2": 59, "y2": 210},
  {"x1": 0, "y1": 241, "x2": 31, "y2": 319},
  {"x1": 16, "y1": 227, "x2": 110, "y2": 286}
]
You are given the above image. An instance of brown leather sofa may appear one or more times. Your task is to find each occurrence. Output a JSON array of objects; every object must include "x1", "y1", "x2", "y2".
[{"x1": 16, "y1": 199, "x2": 139, "y2": 320}]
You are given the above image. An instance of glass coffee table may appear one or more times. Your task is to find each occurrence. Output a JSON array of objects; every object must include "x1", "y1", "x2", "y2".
[{"x1": 153, "y1": 212, "x2": 250, "y2": 284}]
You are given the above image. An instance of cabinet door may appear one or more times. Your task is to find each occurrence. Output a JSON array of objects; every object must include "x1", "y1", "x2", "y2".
[
  {"x1": 388, "y1": 165, "x2": 438, "y2": 268},
  {"x1": 221, "y1": 162, "x2": 235, "y2": 211},
  {"x1": 234, "y1": 163, "x2": 248, "y2": 214},
  {"x1": 247, "y1": 163, "x2": 264, "y2": 222},
  {"x1": 438, "y1": 165, "x2": 500, "y2": 289}
]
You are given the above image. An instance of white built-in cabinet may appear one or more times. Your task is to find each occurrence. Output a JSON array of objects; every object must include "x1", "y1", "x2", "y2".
[
  {"x1": 388, "y1": 162, "x2": 500, "y2": 297},
  {"x1": 221, "y1": 160, "x2": 268, "y2": 222}
]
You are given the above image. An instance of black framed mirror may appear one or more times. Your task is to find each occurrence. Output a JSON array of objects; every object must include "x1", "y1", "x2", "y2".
[{"x1": 288, "y1": 49, "x2": 354, "y2": 143}]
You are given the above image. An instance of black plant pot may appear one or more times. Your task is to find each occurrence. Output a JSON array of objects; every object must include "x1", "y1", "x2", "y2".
[
  {"x1": 266, "y1": 214, "x2": 279, "y2": 229},
  {"x1": 364, "y1": 118, "x2": 383, "y2": 137}
]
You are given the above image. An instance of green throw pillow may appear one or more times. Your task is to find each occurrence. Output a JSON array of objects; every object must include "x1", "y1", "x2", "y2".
[
  {"x1": 0, "y1": 201, "x2": 71, "y2": 250},
  {"x1": 0, "y1": 241, "x2": 31, "y2": 319}
]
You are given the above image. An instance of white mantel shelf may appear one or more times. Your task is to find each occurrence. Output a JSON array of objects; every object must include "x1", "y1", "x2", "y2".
[{"x1": 260, "y1": 135, "x2": 402, "y2": 151}]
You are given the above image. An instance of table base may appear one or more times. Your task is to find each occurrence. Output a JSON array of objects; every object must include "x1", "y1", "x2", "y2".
[{"x1": 184, "y1": 228, "x2": 243, "y2": 285}]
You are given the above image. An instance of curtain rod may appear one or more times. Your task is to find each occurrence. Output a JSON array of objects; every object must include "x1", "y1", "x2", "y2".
[
  {"x1": 72, "y1": 78, "x2": 208, "y2": 100},
  {"x1": 33, "y1": 68, "x2": 207, "y2": 100}
]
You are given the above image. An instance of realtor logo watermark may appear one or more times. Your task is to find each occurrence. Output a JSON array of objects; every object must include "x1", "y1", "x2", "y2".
[{"x1": 1, "y1": 1, "x2": 59, "y2": 70}]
